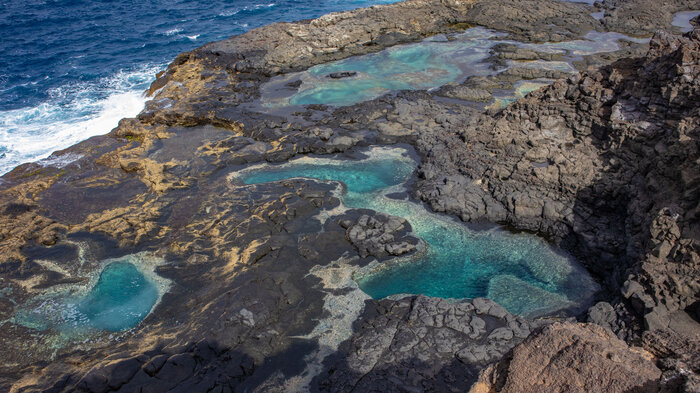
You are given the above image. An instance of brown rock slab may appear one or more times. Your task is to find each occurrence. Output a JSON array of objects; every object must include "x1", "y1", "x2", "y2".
[{"x1": 472, "y1": 322, "x2": 662, "y2": 393}]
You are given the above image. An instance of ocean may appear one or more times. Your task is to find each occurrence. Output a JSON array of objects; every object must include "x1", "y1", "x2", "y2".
[{"x1": 0, "y1": 0, "x2": 396, "y2": 175}]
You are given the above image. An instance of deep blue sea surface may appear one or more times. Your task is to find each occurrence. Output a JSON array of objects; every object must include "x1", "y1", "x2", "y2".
[{"x1": 0, "y1": 0, "x2": 396, "y2": 174}]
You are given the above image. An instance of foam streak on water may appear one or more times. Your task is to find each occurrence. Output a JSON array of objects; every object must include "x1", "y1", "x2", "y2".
[{"x1": 235, "y1": 147, "x2": 599, "y2": 318}]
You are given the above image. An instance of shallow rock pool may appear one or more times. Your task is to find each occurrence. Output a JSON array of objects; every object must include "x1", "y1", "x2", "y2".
[
  {"x1": 15, "y1": 254, "x2": 167, "y2": 334},
  {"x1": 672, "y1": 10, "x2": 700, "y2": 33},
  {"x1": 236, "y1": 147, "x2": 599, "y2": 318},
  {"x1": 260, "y1": 27, "x2": 649, "y2": 108}
]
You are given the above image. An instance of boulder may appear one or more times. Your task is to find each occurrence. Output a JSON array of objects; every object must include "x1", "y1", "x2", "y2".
[{"x1": 471, "y1": 322, "x2": 662, "y2": 393}]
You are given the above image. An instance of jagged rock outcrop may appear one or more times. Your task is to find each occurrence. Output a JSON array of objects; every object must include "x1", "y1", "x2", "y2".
[
  {"x1": 600, "y1": 0, "x2": 700, "y2": 36},
  {"x1": 465, "y1": 0, "x2": 596, "y2": 42},
  {"x1": 341, "y1": 213, "x2": 419, "y2": 258},
  {"x1": 642, "y1": 328, "x2": 700, "y2": 392},
  {"x1": 414, "y1": 29, "x2": 700, "y2": 340}
]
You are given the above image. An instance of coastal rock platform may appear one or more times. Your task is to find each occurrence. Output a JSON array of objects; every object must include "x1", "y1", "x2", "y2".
[{"x1": 1, "y1": 0, "x2": 699, "y2": 392}]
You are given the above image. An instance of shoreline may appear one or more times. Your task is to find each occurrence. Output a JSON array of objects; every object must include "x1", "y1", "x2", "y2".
[{"x1": 1, "y1": 0, "x2": 699, "y2": 391}]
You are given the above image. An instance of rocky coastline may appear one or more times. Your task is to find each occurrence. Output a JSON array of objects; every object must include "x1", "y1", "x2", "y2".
[{"x1": 1, "y1": 0, "x2": 699, "y2": 392}]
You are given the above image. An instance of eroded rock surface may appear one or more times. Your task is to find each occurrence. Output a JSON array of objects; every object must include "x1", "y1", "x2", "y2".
[
  {"x1": 1, "y1": 0, "x2": 699, "y2": 391},
  {"x1": 317, "y1": 296, "x2": 540, "y2": 392},
  {"x1": 470, "y1": 322, "x2": 662, "y2": 393},
  {"x1": 341, "y1": 213, "x2": 420, "y2": 258},
  {"x1": 600, "y1": 0, "x2": 700, "y2": 36},
  {"x1": 412, "y1": 30, "x2": 700, "y2": 344}
]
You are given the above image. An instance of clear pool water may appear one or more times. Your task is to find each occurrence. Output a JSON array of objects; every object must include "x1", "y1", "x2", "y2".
[
  {"x1": 16, "y1": 258, "x2": 161, "y2": 333},
  {"x1": 237, "y1": 147, "x2": 599, "y2": 318},
  {"x1": 672, "y1": 10, "x2": 700, "y2": 33},
  {"x1": 261, "y1": 28, "x2": 649, "y2": 108}
]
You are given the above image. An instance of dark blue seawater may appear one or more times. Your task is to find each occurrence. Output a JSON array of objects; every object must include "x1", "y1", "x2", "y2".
[{"x1": 0, "y1": 0, "x2": 396, "y2": 174}]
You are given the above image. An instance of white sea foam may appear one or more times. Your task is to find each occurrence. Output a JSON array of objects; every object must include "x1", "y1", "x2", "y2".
[
  {"x1": 38, "y1": 152, "x2": 83, "y2": 168},
  {"x1": 219, "y1": 3, "x2": 276, "y2": 17},
  {"x1": 0, "y1": 63, "x2": 164, "y2": 175},
  {"x1": 163, "y1": 28, "x2": 183, "y2": 36}
]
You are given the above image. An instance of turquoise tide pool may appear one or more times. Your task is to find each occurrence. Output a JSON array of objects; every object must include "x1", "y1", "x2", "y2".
[
  {"x1": 236, "y1": 147, "x2": 599, "y2": 318},
  {"x1": 15, "y1": 256, "x2": 163, "y2": 333},
  {"x1": 260, "y1": 28, "x2": 649, "y2": 108}
]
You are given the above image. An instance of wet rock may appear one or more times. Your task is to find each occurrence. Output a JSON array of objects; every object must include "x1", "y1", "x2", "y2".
[
  {"x1": 285, "y1": 79, "x2": 302, "y2": 88},
  {"x1": 326, "y1": 71, "x2": 357, "y2": 79}
]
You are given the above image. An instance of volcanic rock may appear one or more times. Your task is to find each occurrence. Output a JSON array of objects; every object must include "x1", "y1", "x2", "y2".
[{"x1": 470, "y1": 322, "x2": 662, "y2": 393}]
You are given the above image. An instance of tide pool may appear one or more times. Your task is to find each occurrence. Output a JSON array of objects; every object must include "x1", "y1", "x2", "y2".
[
  {"x1": 672, "y1": 10, "x2": 700, "y2": 33},
  {"x1": 260, "y1": 28, "x2": 650, "y2": 108},
  {"x1": 15, "y1": 255, "x2": 166, "y2": 334},
  {"x1": 236, "y1": 147, "x2": 599, "y2": 318}
]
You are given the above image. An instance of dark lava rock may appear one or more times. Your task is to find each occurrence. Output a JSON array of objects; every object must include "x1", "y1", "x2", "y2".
[
  {"x1": 642, "y1": 328, "x2": 700, "y2": 392},
  {"x1": 412, "y1": 30, "x2": 700, "y2": 348},
  {"x1": 341, "y1": 212, "x2": 419, "y2": 258},
  {"x1": 2, "y1": 0, "x2": 700, "y2": 391},
  {"x1": 464, "y1": 0, "x2": 596, "y2": 42},
  {"x1": 285, "y1": 79, "x2": 303, "y2": 88},
  {"x1": 326, "y1": 71, "x2": 357, "y2": 79},
  {"x1": 600, "y1": 0, "x2": 700, "y2": 36},
  {"x1": 316, "y1": 295, "x2": 538, "y2": 392}
]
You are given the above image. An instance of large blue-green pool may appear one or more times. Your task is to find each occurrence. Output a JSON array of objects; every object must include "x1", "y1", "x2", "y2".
[
  {"x1": 237, "y1": 147, "x2": 599, "y2": 318},
  {"x1": 16, "y1": 256, "x2": 161, "y2": 333}
]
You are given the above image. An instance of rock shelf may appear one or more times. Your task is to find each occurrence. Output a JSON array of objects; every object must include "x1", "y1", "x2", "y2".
[{"x1": 1, "y1": 0, "x2": 699, "y2": 391}]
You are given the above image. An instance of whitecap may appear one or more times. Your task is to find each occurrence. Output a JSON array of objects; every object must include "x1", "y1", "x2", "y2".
[
  {"x1": 163, "y1": 28, "x2": 183, "y2": 36},
  {"x1": 218, "y1": 9, "x2": 241, "y2": 17},
  {"x1": 219, "y1": 2, "x2": 276, "y2": 16},
  {"x1": 0, "y1": 63, "x2": 164, "y2": 175}
]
